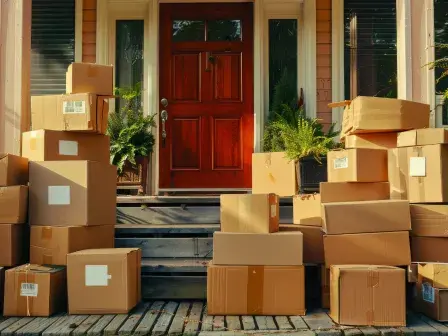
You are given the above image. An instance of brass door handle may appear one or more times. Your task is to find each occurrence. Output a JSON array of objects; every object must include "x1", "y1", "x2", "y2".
[{"x1": 161, "y1": 110, "x2": 168, "y2": 148}]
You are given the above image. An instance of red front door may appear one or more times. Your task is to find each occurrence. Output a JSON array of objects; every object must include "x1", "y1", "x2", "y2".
[{"x1": 159, "y1": 3, "x2": 254, "y2": 189}]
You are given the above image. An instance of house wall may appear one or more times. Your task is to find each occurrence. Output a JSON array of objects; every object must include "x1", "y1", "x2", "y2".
[{"x1": 83, "y1": 0, "x2": 97, "y2": 62}]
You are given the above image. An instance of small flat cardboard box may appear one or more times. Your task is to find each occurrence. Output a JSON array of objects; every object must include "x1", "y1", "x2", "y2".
[
  {"x1": 213, "y1": 232, "x2": 303, "y2": 266},
  {"x1": 0, "y1": 154, "x2": 29, "y2": 187},
  {"x1": 398, "y1": 128, "x2": 448, "y2": 148},
  {"x1": 414, "y1": 282, "x2": 448, "y2": 322},
  {"x1": 252, "y1": 152, "x2": 296, "y2": 197},
  {"x1": 66, "y1": 63, "x2": 114, "y2": 96},
  {"x1": 411, "y1": 237, "x2": 448, "y2": 263},
  {"x1": 280, "y1": 225, "x2": 324, "y2": 264},
  {"x1": 330, "y1": 265, "x2": 406, "y2": 327},
  {"x1": 30, "y1": 225, "x2": 115, "y2": 266},
  {"x1": 327, "y1": 149, "x2": 388, "y2": 183},
  {"x1": 67, "y1": 248, "x2": 141, "y2": 314},
  {"x1": 0, "y1": 225, "x2": 28, "y2": 267},
  {"x1": 388, "y1": 148, "x2": 409, "y2": 200},
  {"x1": 220, "y1": 194, "x2": 279, "y2": 233},
  {"x1": 207, "y1": 263, "x2": 305, "y2": 316},
  {"x1": 0, "y1": 186, "x2": 28, "y2": 224},
  {"x1": 322, "y1": 200, "x2": 411, "y2": 235},
  {"x1": 29, "y1": 161, "x2": 117, "y2": 226},
  {"x1": 320, "y1": 182, "x2": 390, "y2": 203},
  {"x1": 22, "y1": 130, "x2": 110, "y2": 163},
  {"x1": 293, "y1": 194, "x2": 322, "y2": 226},
  {"x1": 321, "y1": 266, "x2": 330, "y2": 309},
  {"x1": 345, "y1": 133, "x2": 398, "y2": 150},
  {"x1": 3, "y1": 265, "x2": 66, "y2": 317},
  {"x1": 324, "y1": 231, "x2": 411, "y2": 266},
  {"x1": 410, "y1": 204, "x2": 448, "y2": 237},
  {"x1": 418, "y1": 263, "x2": 448, "y2": 289}
]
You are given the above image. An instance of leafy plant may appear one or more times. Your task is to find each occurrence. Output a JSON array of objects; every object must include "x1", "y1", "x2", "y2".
[{"x1": 428, "y1": 43, "x2": 448, "y2": 100}]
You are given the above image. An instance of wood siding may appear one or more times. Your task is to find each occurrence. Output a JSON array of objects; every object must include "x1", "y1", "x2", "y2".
[{"x1": 82, "y1": 0, "x2": 96, "y2": 62}]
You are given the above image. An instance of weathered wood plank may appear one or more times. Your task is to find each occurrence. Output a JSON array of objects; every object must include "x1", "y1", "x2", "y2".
[
  {"x1": 406, "y1": 311, "x2": 438, "y2": 336},
  {"x1": 42, "y1": 315, "x2": 88, "y2": 336},
  {"x1": 303, "y1": 311, "x2": 336, "y2": 330},
  {"x1": 184, "y1": 302, "x2": 204, "y2": 335},
  {"x1": 168, "y1": 302, "x2": 190, "y2": 335},
  {"x1": 0, "y1": 319, "x2": 21, "y2": 333},
  {"x1": 241, "y1": 316, "x2": 256, "y2": 331},
  {"x1": 41, "y1": 316, "x2": 74, "y2": 336},
  {"x1": 103, "y1": 315, "x2": 129, "y2": 336},
  {"x1": 118, "y1": 302, "x2": 150, "y2": 336},
  {"x1": 152, "y1": 301, "x2": 178, "y2": 336},
  {"x1": 134, "y1": 301, "x2": 164, "y2": 336},
  {"x1": 275, "y1": 316, "x2": 293, "y2": 330},
  {"x1": 1, "y1": 318, "x2": 34, "y2": 336},
  {"x1": 419, "y1": 314, "x2": 448, "y2": 335},
  {"x1": 142, "y1": 276, "x2": 207, "y2": 300},
  {"x1": 342, "y1": 327, "x2": 363, "y2": 336},
  {"x1": 72, "y1": 315, "x2": 102, "y2": 336},
  {"x1": 201, "y1": 307, "x2": 213, "y2": 332},
  {"x1": 290, "y1": 316, "x2": 309, "y2": 330},
  {"x1": 15, "y1": 315, "x2": 64, "y2": 336},
  {"x1": 225, "y1": 316, "x2": 241, "y2": 331},
  {"x1": 115, "y1": 224, "x2": 220, "y2": 235},
  {"x1": 141, "y1": 258, "x2": 210, "y2": 273},
  {"x1": 213, "y1": 317, "x2": 225, "y2": 331},
  {"x1": 376, "y1": 328, "x2": 402, "y2": 336},
  {"x1": 86, "y1": 315, "x2": 115, "y2": 336},
  {"x1": 358, "y1": 327, "x2": 380, "y2": 336},
  {"x1": 254, "y1": 316, "x2": 277, "y2": 330},
  {"x1": 198, "y1": 332, "x2": 316, "y2": 336}
]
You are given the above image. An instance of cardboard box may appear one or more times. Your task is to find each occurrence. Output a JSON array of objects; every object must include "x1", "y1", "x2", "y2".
[
  {"x1": 66, "y1": 63, "x2": 114, "y2": 96},
  {"x1": 67, "y1": 248, "x2": 141, "y2": 314},
  {"x1": 411, "y1": 204, "x2": 448, "y2": 237},
  {"x1": 345, "y1": 133, "x2": 398, "y2": 150},
  {"x1": 220, "y1": 194, "x2": 279, "y2": 233},
  {"x1": 207, "y1": 263, "x2": 305, "y2": 316},
  {"x1": 0, "y1": 225, "x2": 28, "y2": 267},
  {"x1": 327, "y1": 149, "x2": 388, "y2": 182},
  {"x1": 324, "y1": 231, "x2": 411, "y2": 266},
  {"x1": 29, "y1": 161, "x2": 117, "y2": 226},
  {"x1": 0, "y1": 267, "x2": 4, "y2": 311},
  {"x1": 321, "y1": 266, "x2": 330, "y2": 309},
  {"x1": 30, "y1": 225, "x2": 115, "y2": 266},
  {"x1": 0, "y1": 154, "x2": 29, "y2": 187},
  {"x1": 418, "y1": 263, "x2": 448, "y2": 289},
  {"x1": 322, "y1": 200, "x2": 411, "y2": 235},
  {"x1": 320, "y1": 182, "x2": 390, "y2": 203},
  {"x1": 213, "y1": 232, "x2": 303, "y2": 266},
  {"x1": 252, "y1": 152, "x2": 296, "y2": 197},
  {"x1": 3, "y1": 265, "x2": 66, "y2": 317},
  {"x1": 414, "y1": 282, "x2": 448, "y2": 322},
  {"x1": 280, "y1": 225, "x2": 324, "y2": 264},
  {"x1": 411, "y1": 237, "x2": 448, "y2": 263},
  {"x1": 31, "y1": 94, "x2": 111, "y2": 134},
  {"x1": 388, "y1": 148, "x2": 409, "y2": 200},
  {"x1": 398, "y1": 128, "x2": 448, "y2": 148},
  {"x1": 22, "y1": 130, "x2": 110, "y2": 163},
  {"x1": 293, "y1": 194, "x2": 321, "y2": 226},
  {"x1": 408, "y1": 263, "x2": 418, "y2": 283},
  {"x1": 0, "y1": 186, "x2": 28, "y2": 224},
  {"x1": 330, "y1": 265, "x2": 406, "y2": 326}
]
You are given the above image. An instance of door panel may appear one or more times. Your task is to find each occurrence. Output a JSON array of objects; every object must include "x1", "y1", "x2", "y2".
[
  {"x1": 213, "y1": 54, "x2": 242, "y2": 101},
  {"x1": 172, "y1": 53, "x2": 201, "y2": 102}
]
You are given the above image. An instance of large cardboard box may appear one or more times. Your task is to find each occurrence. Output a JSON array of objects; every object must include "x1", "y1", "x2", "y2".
[
  {"x1": 414, "y1": 282, "x2": 448, "y2": 322},
  {"x1": 324, "y1": 231, "x2": 411, "y2": 266},
  {"x1": 398, "y1": 128, "x2": 448, "y2": 147},
  {"x1": 22, "y1": 130, "x2": 110, "y2": 163},
  {"x1": 293, "y1": 194, "x2": 321, "y2": 226},
  {"x1": 327, "y1": 149, "x2": 388, "y2": 182},
  {"x1": 207, "y1": 263, "x2": 305, "y2": 316},
  {"x1": 408, "y1": 263, "x2": 418, "y2": 283},
  {"x1": 322, "y1": 200, "x2": 411, "y2": 235},
  {"x1": 0, "y1": 225, "x2": 28, "y2": 267},
  {"x1": 252, "y1": 152, "x2": 296, "y2": 196},
  {"x1": 3, "y1": 265, "x2": 66, "y2": 317},
  {"x1": 67, "y1": 248, "x2": 141, "y2": 314},
  {"x1": 0, "y1": 186, "x2": 28, "y2": 224},
  {"x1": 330, "y1": 265, "x2": 406, "y2": 326},
  {"x1": 66, "y1": 63, "x2": 114, "y2": 96},
  {"x1": 411, "y1": 237, "x2": 448, "y2": 262},
  {"x1": 0, "y1": 268, "x2": 4, "y2": 311},
  {"x1": 0, "y1": 154, "x2": 29, "y2": 187},
  {"x1": 213, "y1": 232, "x2": 303, "y2": 266},
  {"x1": 220, "y1": 194, "x2": 279, "y2": 233},
  {"x1": 411, "y1": 204, "x2": 448, "y2": 237},
  {"x1": 321, "y1": 266, "x2": 330, "y2": 309},
  {"x1": 418, "y1": 263, "x2": 448, "y2": 289},
  {"x1": 29, "y1": 161, "x2": 117, "y2": 226},
  {"x1": 320, "y1": 182, "x2": 390, "y2": 203},
  {"x1": 388, "y1": 148, "x2": 409, "y2": 200},
  {"x1": 280, "y1": 225, "x2": 324, "y2": 264},
  {"x1": 30, "y1": 225, "x2": 115, "y2": 266},
  {"x1": 345, "y1": 133, "x2": 398, "y2": 150}
]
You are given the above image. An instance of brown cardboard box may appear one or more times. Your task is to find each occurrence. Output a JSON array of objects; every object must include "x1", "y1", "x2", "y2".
[
  {"x1": 327, "y1": 149, "x2": 388, "y2": 182},
  {"x1": 220, "y1": 194, "x2": 279, "y2": 233},
  {"x1": 418, "y1": 263, "x2": 448, "y2": 289},
  {"x1": 410, "y1": 204, "x2": 448, "y2": 237},
  {"x1": 414, "y1": 282, "x2": 448, "y2": 322},
  {"x1": 293, "y1": 194, "x2": 321, "y2": 226},
  {"x1": 213, "y1": 232, "x2": 303, "y2": 266},
  {"x1": 322, "y1": 200, "x2": 411, "y2": 235},
  {"x1": 66, "y1": 63, "x2": 114, "y2": 96},
  {"x1": 408, "y1": 144, "x2": 448, "y2": 203},
  {"x1": 320, "y1": 182, "x2": 390, "y2": 203},
  {"x1": 207, "y1": 263, "x2": 305, "y2": 316},
  {"x1": 388, "y1": 147, "x2": 409, "y2": 200},
  {"x1": 30, "y1": 225, "x2": 115, "y2": 266},
  {"x1": 3, "y1": 265, "x2": 66, "y2": 317},
  {"x1": 345, "y1": 133, "x2": 398, "y2": 150},
  {"x1": 280, "y1": 225, "x2": 324, "y2": 264},
  {"x1": 0, "y1": 267, "x2": 4, "y2": 311},
  {"x1": 67, "y1": 248, "x2": 141, "y2": 314},
  {"x1": 22, "y1": 130, "x2": 110, "y2": 163},
  {"x1": 0, "y1": 186, "x2": 28, "y2": 224},
  {"x1": 0, "y1": 225, "x2": 28, "y2": 267},
  {"x1": 411, "y1": 237, "x2": 448, "y2": 262},
  {"x1": 0, "y1": 154, "x2": 29, "y2": 187},
  {"x1": 408, "y1": 263, "x2": 418, "y2": 283},
  {"x1": 321, "y1": 266, "x2": 330, "y2": 309},
  {"x1": 398, "y1": 128, "x2": 448, "y2": 147},
  {"x1": 330, "y1": 265, "x2": 406, "y2": 326},
  {"x1": 252, "y1": 152, "x2": 296, "y2": 196},
  {"x1": 324, "y1": 231, "x2": 411, "y2": 266}
]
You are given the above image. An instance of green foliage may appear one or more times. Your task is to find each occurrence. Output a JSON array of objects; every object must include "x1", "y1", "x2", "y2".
[{"x1": 428, "y1": 43, "x2": 448, "y2": 100}]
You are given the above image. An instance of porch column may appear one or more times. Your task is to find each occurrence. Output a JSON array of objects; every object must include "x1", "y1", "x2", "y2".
[{"x1": 0, "y1": 0, "x2": 31, "y2": 154}]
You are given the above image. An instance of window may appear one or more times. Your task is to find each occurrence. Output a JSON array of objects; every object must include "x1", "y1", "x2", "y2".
[{"x1": 434, "y1": 0, "x2": 448, "y2": 124}]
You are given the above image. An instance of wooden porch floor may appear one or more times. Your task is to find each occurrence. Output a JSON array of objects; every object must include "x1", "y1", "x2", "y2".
[{"x1": 0, "y1": 302, "x2": 445, "y2": 336}]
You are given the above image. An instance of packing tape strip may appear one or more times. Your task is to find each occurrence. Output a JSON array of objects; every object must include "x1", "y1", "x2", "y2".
[
  {"x1": 366, "y1": 269, "x2": 379, "y2": 326},
  {"x1": 247, "y1": 266, "x2": 264, "y2": 315},
  {"x1": 17, "y1": 268, "x2": 35, "y2": 317},
  {"x1": 41, "y1": 227, "x2": 52, "y2": 240}
]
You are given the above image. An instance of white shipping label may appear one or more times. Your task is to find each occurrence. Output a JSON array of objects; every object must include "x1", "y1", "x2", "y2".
[
  {"x1": 422, "y1": 282, "x2": 435, "y2": 304},
  {"x1": 59, "y1": 140, "x2": 79, "y2": 156},
  {"x1": 85, "y1": 265, "x2": 112, "y2": 286},
  {"x1": 270, "y1": 204, "x2": 277, "y2": 218},
  {"x1": 63, "y1": 101, "x2": 86, "y2": 114},
  {"x1": 333, "y1": 157, "x2": 348, "y2": 169},
  {"x1": 409, "y1": 157, "x2": 426, "y2": 177},
  {"x1": 48, "y1": 186, "x2": 70, "y2": 205},
  {"x1": 20, "y1": 283, "x2": 38, "y2": 297}
]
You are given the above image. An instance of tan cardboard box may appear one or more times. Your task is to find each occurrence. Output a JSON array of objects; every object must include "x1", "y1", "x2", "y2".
[
  {"x1": 388, "y1": 148, "x2": 409, "y2": 200},
  {"x1": 330, "y1": 265, "x2": 406, "y2": 326},
  {"x1": 345, "y1": 133, "x2": 398, "y2": 150},
  {"x1": 0, "y1": 154, "x2": 29, "y2": 187},
  {"x1": 213, "y1": 232, "x2": 303, "y2": 266},
  {"x1": 280, "y1": 225, "x2": 324, "y2": 264},
  {"x1": 0, "y1": 186, "x2": 28, "y2": 224},
  {"x1": 0, "y1": 225, "x2": 28, "y2": 267},
  {"x1": 320, "y1": 182, "x2": 390, "y2": 203},
  {"x1": 30, "y1": 225, "x2": 115, "y2": 266},
  {"x1": 322, "y1": 200, "x2": 411, "y2": 235},
  {"x1": 327, "y1": 149, "x2": 388, "y2": 182},
  {"x1": 22, "y1": 130, "x2": 110, "y2": 163},
  {"x1": 411, "y1": 204, "x2": 448, "y2": 237},
  {"x1": 321, "y1": 266, "x2": 330, "y2": 309},
  {"x1": 418, "y1": 263, "x2": 448, "y2": 289},
  {"x1": 414, "y1": 282, "x2": 448, "y2": 322},
  {"x1": 29, "y1": 161, "x2": 117, "y2": 226},
  {"x1": 411, "y1": 237, "x2": 448, "y2": 263},
  {"x1": 398, "y1": 128, "x2": 448, "y2": 147},
  {"x1": 66, "y1": 63, "x2": 114, "y2": 96},
  {"x1": 67, "y1": 248, "x2": 141, "y2": 314},
  {"x1": 0, "y1": 267, "x2": 4, "y2": 311},
  {"x1": 207, "y1": 263, "x2": 305, "y2": 316},
  {"x1": 293, "y1": 194, "x2": 321, "y2": 226},
  {"x1": 252, "y1": 152, "x2": 296, "y2": 196},
  {"x1": 324, "y1": 231, "x2": 411, "y2": 266},
  {"x1": 3, "y1": 265, "x2": 67, "y2": 317},
  {"x1": 220, "y1": 194, "x2": 279, "y2": 233}
]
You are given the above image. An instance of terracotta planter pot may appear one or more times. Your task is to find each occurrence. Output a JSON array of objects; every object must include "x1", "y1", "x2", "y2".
[
  {"x1": 295, "y1": 156, "x2": 327, "y2": 194},
  {"x1": 117, "y1": 156, "x2": 149, "y2": 195}
]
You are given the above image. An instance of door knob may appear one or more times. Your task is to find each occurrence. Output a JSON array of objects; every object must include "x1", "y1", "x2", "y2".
[{"x1": 161, "y1": 98, "x2": 168, "y2": 107}]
